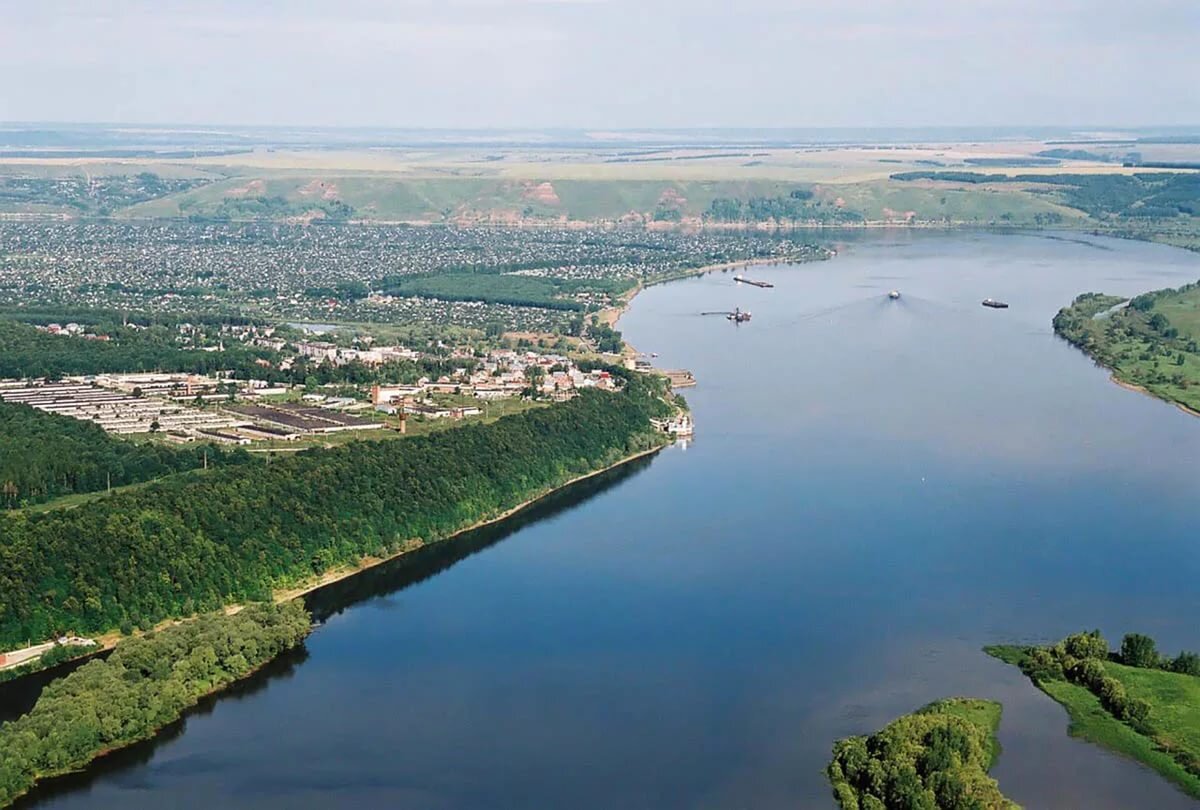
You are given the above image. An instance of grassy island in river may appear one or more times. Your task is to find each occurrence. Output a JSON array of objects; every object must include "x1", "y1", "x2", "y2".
[
  {"x1": 1053, "y1": 281, "x2": 1200, "y2": 414},
  {"x1": 987, "y1": 630, "x2": 1200, "y2": 800},
  {"x1": 827, "y1": 698, "x2": 1017, "y2": 809}
]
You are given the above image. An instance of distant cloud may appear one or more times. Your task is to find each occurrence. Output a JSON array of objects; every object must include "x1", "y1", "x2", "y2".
[{"x1": 1, "y1": 0, "x2": 1197, "y2": 127}]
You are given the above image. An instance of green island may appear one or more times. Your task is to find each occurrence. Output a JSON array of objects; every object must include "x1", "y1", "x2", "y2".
[
  {"x1": 1053, "y1": 281, "x2": 1200, "y2": 414},
  {"x1": 827, "y1": 698, "x2": 1017, "y2": 810},
  {"x1": 0, "y1": 602, "x2": 312, "y2": 807},
  {"x1": 986, "y1": 630, "x2": 1200, "y2": 800}
]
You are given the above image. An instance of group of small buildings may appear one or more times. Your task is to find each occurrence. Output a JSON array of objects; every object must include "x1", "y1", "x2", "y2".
[
  {"x1": 370, "y1": 349, "x2": 619, "y2": 414},
  {"x1": 650, "y1": 413, "x2": 695, "y2": 437},
  {"x1": 292, "y1": 340, "x2": 421, "y2": 367},
  {"x1": 0, "y1": 380, "x2": 245, "y2": 436},
  {"x1": 36, "y1": 322, "x2": 109, "y2": 341},
  {"x1": 0, "y1": 374, "x2": 385, "y2": 444}
]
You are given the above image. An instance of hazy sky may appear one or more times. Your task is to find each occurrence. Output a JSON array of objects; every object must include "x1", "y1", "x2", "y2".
[{"x1": 3, "y1": 0, "x2": 1198, "y2": 128}]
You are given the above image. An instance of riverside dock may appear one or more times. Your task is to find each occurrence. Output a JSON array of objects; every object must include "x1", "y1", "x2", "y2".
[{"x1": 661, "y1": 370, "x2": 696, "y2": 388}]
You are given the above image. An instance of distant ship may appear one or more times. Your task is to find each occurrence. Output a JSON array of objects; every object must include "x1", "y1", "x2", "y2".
[
  {"x1": 700, "y1": 307, "x2": 752, "y2": 323},
  {"x1": 982, "y1": 298, "x2": 1009, "y2": 309},
  {"x1": 888, "y1": 290, "x2": 901, "y2": 300},
  {"x1": 734, "y1": 275, "x2": 774, "y2": 289}
]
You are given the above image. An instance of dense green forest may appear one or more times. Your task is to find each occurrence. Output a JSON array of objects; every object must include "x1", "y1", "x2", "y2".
[
  {"x1": 0, "y1": 320, "x2": 275, "y2": 379},
  {"x1": 0, "y1": 372, "x2": 671, "y2": 646},
  {"x1": 705, "y1": 189, "x2": 865, "y2": 224},
  {"x1": 827, "y1": 698, "x2": 1016, "y2": 809},
  {"x1": 379, "y1": 267, "x2": 634, "y2": 312},
  {"x1": 0, "y1": 400, "x2": 254, "y2": 508},
  {"x1": 891, "y1": 171, "x2": 1200, "y2": 219},
  {"x1": 988, "y1": 630, "x2": 1200, "y2": 797},
  {"x1": 1053, "y1": 281, "x2": 1200, "y2": 412},
  {"x1": 0, "y1": 602, "x2": 311, "y2": 808}
]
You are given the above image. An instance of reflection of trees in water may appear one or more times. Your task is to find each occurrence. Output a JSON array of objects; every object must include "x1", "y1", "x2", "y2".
[
  {"x1": 9, "y1": 647, "x2": 308, "y2": 810},
  {"x1": 5, "y1": 456, "x2": 652, "y2": 809},
  {"x1": 305, "y1": 456, "x2": 652, "y2": 623}
]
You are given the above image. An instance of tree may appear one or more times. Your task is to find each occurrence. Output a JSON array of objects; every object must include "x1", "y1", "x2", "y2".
[
  {"x1": 0, "y1": 374, "x2": 671, "y2": 647},
  {"x1": 1120, "y1": 633, "x2": 1160, "y2": 669},
  {"x1": 1171, "y1": 651, "x2": 1200, "y2": 676},
  {"x1": 1062, "y1": 630, "x2": 1109, "y2": 661}
]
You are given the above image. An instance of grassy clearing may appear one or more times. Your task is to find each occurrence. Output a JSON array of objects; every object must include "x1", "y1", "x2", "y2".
[
  {"x1": 1109, "y1": 662, "x2": 1200, "y2": 760},
  {"x1": 1041, "y1": 676, "x2": 1198, "y2": 794},
  {"x1": 816, "y1": 179, "x2": 1080, "y2": 224},
  {"x1": 933, "y1": 698, "x2": 1005, "y2": 765},
  {"x1": 16, "y1": 481, "x2": 151, "y2": 514}
]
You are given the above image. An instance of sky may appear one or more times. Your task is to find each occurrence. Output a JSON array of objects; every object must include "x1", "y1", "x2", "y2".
[{"x1": 2, "y1": 0, "x2": 1198, "y2": 129}]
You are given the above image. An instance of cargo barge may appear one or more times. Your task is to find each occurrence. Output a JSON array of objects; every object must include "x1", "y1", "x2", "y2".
[{"x1": 734, "y1": 276, "x2": 774, "y2": 289}]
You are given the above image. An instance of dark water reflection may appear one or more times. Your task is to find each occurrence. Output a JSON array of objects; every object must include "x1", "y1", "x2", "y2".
[{"x1": 13, "y1": 231, "x2": 1200, "y2": 809}]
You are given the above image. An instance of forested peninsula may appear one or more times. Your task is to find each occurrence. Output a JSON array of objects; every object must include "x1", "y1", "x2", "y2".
[
  {"x1": 1053, "y1": 281, "x2": 1200, "y2": 414},
  {"x1": 0, "y1": 602, "x2": 312, "y2": 808},
  {"x1": 0, "y1": 370, "x2": 672, "y2": 647}
]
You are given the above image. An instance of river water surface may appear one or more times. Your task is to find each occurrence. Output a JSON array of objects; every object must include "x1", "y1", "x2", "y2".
[{"x1": 14, "y1": 232, "x2": 1200, "y2": 809}]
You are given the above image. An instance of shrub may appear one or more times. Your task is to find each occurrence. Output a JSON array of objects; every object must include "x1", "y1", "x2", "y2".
[
  {"x1": 1024, "y1": 648, "x2": 1064, "y2": 682},
  {"x1": 1063, "y1": 630, "x2": 1109, "y2": 661},
  {"x1": 1097, "y1": 677, "x2": 1129, "y2": 718},
  {"x1": 1069, "y1": 658, "x2": 1108, "y2": 690},
  {"x1": 1125, "y1": 698, "x2": 1152, "y2": 726}
]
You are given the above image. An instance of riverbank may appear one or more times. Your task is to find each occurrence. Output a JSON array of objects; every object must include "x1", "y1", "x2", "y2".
[
  {"x1": 1053, "y1": 287, "x2": 1200, "y2": 417},
  {"x1": 2, "y1": 424, "x2": 673, "y2": 681},
  {"x1": 1110, "y1": 375, "x2": 1200, "y2": 419},
  {"x1": 600, "y1": 249, "x2": 834, "y2": 364},
  {"x1": 271, "y1": 440, "x2": 668, "y2": 606},
  {"x1": 599, "y1": 255, "x2": 787, "y2": 328},
  {"x1": 0, "y1": 603, "x2": 312, "y2": 809}
]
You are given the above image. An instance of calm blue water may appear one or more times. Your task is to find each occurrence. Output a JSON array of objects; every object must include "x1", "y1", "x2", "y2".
[{"x1": 13, "y1": 232, "x2": 1200, "y2": 809}]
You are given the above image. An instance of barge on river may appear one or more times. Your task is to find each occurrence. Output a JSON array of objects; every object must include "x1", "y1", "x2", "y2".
[{"x1": 734, "y1": 276, "x2": 774, "y2": 289}]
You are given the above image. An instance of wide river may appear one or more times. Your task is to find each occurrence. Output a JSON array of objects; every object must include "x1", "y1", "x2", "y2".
[{"x1": 13, "y1": 232, "x2": 1200, "y2": 809}]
